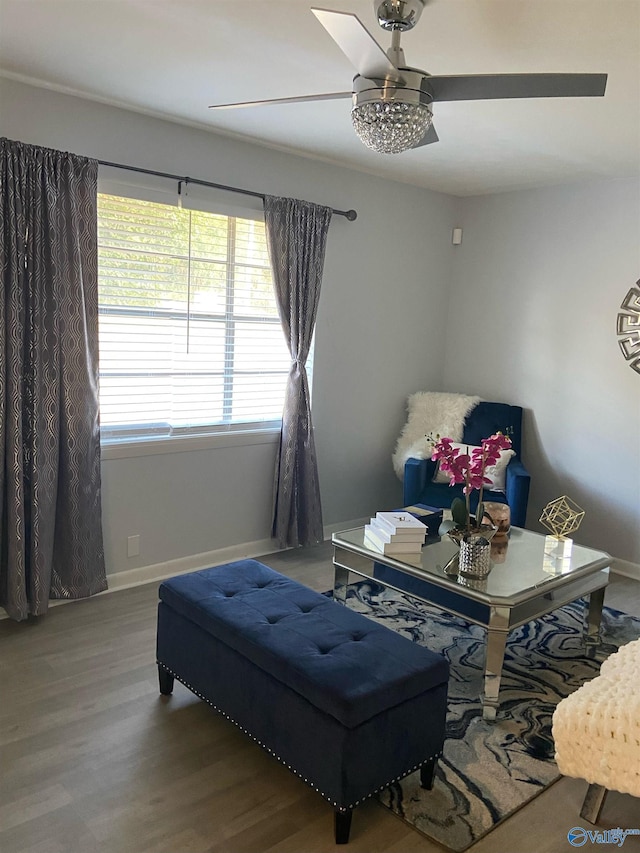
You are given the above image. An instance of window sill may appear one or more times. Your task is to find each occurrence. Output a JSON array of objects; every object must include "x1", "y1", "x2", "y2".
[{"x1": 100, "y1": 428, "x2": 281, "y2": 460}]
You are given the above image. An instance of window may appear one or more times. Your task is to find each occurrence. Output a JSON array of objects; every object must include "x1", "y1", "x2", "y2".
[{"x1": 97, "y1": 193, "x2": 292, "y2": 442}]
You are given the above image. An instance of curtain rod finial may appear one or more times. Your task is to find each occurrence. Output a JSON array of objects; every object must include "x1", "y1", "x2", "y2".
[{"x1": 345, "y1": 209, "x2": 357, "y2": 221}]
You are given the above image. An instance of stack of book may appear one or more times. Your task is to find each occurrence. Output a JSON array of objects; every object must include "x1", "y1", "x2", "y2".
[{"x1": 364, "y1": 511, "x2": 427, "y2": 556}]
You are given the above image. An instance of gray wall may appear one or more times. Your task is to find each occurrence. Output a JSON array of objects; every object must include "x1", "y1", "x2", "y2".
[
  {"x1": 0, "y1": 77, "x2": 455, "y2": 576},
  {"x1": 2, "y1": 77, "x2": 638, "y2": 574},
  {"x1": 448, "y1": 180, "x2": 640, "y2": 564}
]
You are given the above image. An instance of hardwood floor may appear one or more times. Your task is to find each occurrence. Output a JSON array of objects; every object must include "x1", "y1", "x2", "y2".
[{"x1": 1, "y1": 543, "x2": 639, "y2": 853}]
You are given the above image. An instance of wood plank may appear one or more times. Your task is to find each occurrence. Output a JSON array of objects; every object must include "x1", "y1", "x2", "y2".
[{"x1": 1, "y1": 542, "x2": 638, "y2": 852}]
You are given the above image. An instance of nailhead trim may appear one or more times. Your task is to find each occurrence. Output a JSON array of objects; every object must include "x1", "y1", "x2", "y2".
[{"x1": 157, "y1": 661, "x2": 442, "y2": 810}]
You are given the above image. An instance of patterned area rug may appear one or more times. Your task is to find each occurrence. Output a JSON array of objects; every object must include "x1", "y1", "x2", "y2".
[{"x1": 339, "y1": 581, "x2": 640, "y2": 852}]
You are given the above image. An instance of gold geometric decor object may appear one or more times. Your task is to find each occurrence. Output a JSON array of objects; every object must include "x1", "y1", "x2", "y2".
[
  {"x1": 539, "y1": 495, "x2": 585, "y2": 539},
  {"x1": 616, "y1": 280, "x2": 640, "y2": 374}
]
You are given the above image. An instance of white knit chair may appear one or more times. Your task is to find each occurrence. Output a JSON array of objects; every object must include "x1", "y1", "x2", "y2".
[{"x1": 552, "y1": 638, "x2": 640, "y2": 822}]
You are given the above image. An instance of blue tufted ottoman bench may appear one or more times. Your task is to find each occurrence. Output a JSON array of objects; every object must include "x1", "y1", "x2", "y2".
[{"x1": 156, "y1": 560, "x2": 449, "y2": 844}]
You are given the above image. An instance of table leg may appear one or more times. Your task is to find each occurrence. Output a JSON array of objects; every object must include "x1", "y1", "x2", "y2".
[
  {"x1": 580, "y1": 783, "x2": 608, "y2": 824},
  {"x1": 333, "y1": 563, "x2": 350, "y2": 604},
  {"x1": 483, "y1": 626, "x2": 509, "y2": 721},
  {"x1": 585, "y1": 586, "x2": 606, "y2": 658}
]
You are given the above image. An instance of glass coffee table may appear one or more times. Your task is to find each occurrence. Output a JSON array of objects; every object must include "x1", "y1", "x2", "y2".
[{"x1": 332, "y1": 526, "x2": 611, "y2": 720}]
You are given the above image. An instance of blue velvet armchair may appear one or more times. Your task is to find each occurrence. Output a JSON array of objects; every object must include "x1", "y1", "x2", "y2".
[{"x1": 403, "y1": 401, "x2": 531, "y2": 528}]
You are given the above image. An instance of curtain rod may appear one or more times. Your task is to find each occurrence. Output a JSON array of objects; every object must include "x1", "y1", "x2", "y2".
[{"x1": 97, "y1": 158, "x2": 357, "y2": 221}]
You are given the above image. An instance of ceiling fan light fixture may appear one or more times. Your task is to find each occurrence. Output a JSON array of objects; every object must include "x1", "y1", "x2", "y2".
[
  {"x1": 351, "y1": 100, "x2": 432, "y2": 154},
  {"x1": 376, "y1": 0, "x2": 426, "y2": 32}
]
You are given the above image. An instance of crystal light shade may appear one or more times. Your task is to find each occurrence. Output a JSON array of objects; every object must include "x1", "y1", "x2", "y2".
[{"x1": 351, "y1": 100, "x2": 433, "y2": 154}]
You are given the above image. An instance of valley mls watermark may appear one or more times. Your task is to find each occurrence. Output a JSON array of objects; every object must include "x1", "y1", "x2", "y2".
[{"x1": 568, "y1": 827, "x2": 640, "y2": 847}]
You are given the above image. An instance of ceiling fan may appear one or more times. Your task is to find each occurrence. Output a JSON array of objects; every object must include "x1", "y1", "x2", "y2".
[{"x1": 209, "y1": 0, "x2": 607, "y2": 155}]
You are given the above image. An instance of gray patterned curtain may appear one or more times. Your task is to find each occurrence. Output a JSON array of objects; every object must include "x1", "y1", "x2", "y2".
[
  {"x1": 264, "y1": 196, "x2": 332, "y2": 548},
  {"x1": 0, "y1": 138, "x2": 107, "y2": 621}
]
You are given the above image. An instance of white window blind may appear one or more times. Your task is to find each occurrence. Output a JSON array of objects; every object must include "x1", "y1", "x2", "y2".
[{"x1": 97, "y1": 193, "x2": 292, "y2": 441}]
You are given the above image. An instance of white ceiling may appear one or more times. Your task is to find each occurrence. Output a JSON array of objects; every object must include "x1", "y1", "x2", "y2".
[{"x1": 0, "y1": 0, "x2": 639, "y2": 195}]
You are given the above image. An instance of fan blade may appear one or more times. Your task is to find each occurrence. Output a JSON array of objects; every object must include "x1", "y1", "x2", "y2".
[
  {"x1": 426, "y1": 73, "x2": 607, "y2": 102},
  {"x1": 311, "y1": 7, "x2": 400, "y2": 81},
  {"x1": 413, "y1": 123, "x2": 439, "y2": 148},
  {"x1": 209, "y1": 92, "x2": 352, "y2": 110}
]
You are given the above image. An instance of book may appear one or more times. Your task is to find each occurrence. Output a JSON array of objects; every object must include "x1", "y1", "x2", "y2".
[
  {"x1": 363, "y1": 534, "x2": 423, "y2": 556},
  {"x1": 367, "y1": 518, "x2": 426, "y2": 543},
  {"x1": 397, "y1": 504, "x2": 444, "y2": 537},
  {"x1": 374, "y1": 511, "x2": 427, "y2": 539},
  {"x1": 364, "y1": 525, "x2": 424, "y2": 554}
]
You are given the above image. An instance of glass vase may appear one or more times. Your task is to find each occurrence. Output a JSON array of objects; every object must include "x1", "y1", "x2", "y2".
[{"x1": 458, "y1": 534, "x2": 492, "y2": 578}]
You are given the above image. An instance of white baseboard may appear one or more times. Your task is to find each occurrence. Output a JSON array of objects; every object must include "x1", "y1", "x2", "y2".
[
  {"x1": 3, "y1": 521, "x2": 637, "y2": 620},
  {"x1": 103, "y1": 517, "x2": 368, "y2": 595},
  {"x1": 323, "y1": 517, "x2": 370, "y2": 538},
  {"x1": 103, "y1": 536, "x2": 280, "y2": 594},
  {"x1": 0, "y1": 518, "x2": 370, "y2": 620},
  {"x1": 0, "y1": 536, "x2": 280, "y2": 620},
  {"x1": 610, "y1": 557, "x2": 640, "y2": 581}
]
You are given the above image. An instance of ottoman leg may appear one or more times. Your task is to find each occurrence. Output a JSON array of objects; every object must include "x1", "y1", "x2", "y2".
[
  {"x1": 158, "y1": 665, "x2": 174, "y2": 695},
  {"x1": 334, "y1": 809, "x2": 353, "y2": 844},
  {"x1": 420, "y1": 757, "x2": 438, "y2": 790},
  {"x1": 580, "y1": 783, "x2": 608, "y2": 824}
]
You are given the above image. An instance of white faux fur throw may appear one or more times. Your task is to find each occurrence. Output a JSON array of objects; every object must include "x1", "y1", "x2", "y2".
[{"x1": 392, "y1": 392, "x2": 481, "y2": 480}]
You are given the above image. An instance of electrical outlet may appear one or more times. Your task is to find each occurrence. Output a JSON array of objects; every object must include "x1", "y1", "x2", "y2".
[{"x1": 127, "y1": 534, "x2": 140, "y2": 558}]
